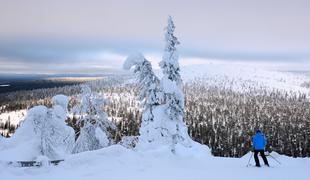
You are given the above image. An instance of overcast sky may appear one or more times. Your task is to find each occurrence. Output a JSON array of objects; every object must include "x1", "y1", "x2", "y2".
[{"x1": 0, "y1": 0, "x2": 310, "y2": 74}]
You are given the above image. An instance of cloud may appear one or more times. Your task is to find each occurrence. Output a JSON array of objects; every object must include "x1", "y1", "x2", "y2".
[
  {"x1": 1, "y1": 47, "x2": 309, "y2": 74},
  {"x1": 0, "y1": 0, "x2": 310, "y2": 56},
  {"x1": 0, "y1": 0, "x2": 309, "y2": 73}
]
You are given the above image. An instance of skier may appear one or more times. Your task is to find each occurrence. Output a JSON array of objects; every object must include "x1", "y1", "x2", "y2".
[{"x1": 252, "y1": 129, "x2": 269, "y2": 167}]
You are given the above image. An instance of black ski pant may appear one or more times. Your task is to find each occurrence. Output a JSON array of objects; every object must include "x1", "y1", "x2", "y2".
[{"x1": 254, "y1": 150, "x2": 269, "y2": 167}]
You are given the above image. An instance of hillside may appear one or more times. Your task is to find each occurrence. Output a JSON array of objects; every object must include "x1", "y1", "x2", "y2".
[{"x1": 1, "y1": 62, "x2": 310, "y2": 157}]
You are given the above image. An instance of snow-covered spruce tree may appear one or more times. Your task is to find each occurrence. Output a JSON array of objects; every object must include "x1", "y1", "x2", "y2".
[
  {"x1": 72, "y1": 85, "x2": 116, "y2": 153},
  {"x1": 123, "y1": 53, "x2": 168, "y2": 148},
  {"x1": 159, "y1": 16, "x2": 192, "y2": 151}
]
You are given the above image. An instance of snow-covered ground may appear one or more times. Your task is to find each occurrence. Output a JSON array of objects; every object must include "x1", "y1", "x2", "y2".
[
  {"x1": 0, "y1": 144, "x2": 309, "y2": 180},
  {"x1": 0, "y1": 109, "x2": 27, "y2": 126},
  {"x1": 180, "y1": 63, "x2": 310, "y2": 94}
]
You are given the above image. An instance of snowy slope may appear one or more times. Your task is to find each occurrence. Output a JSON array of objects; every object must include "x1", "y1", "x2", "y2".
[
  {"x1": 180, "y1": 63, "x2": 310, "y2": 94},
  {"x1": 0, "y1": 144, "x2": 309, "y2": 180}
]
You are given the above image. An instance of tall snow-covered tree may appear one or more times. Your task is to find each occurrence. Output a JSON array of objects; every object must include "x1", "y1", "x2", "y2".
[
  {"x1": 159, "y1": 16, "x2": 192, "y2": 151},
  {"x1": 124, "y1": 53, "x2": 168, "y2": 148},
  {"x1": 72, "y1": 85, "x2": 116, "y2": 153}
]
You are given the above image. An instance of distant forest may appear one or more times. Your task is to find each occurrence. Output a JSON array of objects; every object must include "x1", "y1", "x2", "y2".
[
  {"x1": 0, "y1": 75, "x2": 309, "y2": 157},
  {"x1": 0, "y1": 77, "x2": 100, "y2": 94}
]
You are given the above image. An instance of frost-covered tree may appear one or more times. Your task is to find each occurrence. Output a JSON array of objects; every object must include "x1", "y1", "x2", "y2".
[
  {"x1": 50, "y1": 95, "x2": 75, "y2": 154},
  {"x1": 124, "y1": 53, "x2": 168, "y2": 148},
  {"x1": 72, "y1": 85, "x2": 116, "y2": 153},
  {"x1": 123, "y1": 53, "x2": 163, "y2": 107},
  {"x1": 159, "y1": 16, "x2": 192, "y2": 151},
  {"x1": 36, "y1": 95, "x2": 75, "y2": 159},
  {"x1": 4, "y1": 95, "x2": 75, "y2": 159}
]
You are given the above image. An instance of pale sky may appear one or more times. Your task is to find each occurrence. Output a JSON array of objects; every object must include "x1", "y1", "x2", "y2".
[{"x1": 0, "y1": 0, "x2": 310, "y2": 74}]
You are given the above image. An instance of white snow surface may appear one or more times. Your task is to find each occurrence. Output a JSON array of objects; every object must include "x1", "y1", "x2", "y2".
[
  {"x1": 180, "y1": 63, "x2": 310, "y2": 94},
  {"x1": 0, "y1": 143, "x2": 309, "y2": 180},
  {"x1": 0, "y1": 109, "x2": 27, "y2": 126}
]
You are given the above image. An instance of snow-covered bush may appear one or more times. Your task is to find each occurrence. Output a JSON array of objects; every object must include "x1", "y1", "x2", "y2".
[{"x1": 72, "y1": 85, "x2": 116, "y2": 153}]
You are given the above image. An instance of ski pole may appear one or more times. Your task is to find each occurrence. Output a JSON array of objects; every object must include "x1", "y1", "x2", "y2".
[
  {"x1": 246, "y1": 152, "x2": 253, "y2": 167},
  {"x1": 268, "y1": 154, "x2": 281, "y2": 165}
]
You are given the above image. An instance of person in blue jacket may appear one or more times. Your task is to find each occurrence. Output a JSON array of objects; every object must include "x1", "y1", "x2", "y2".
[{"x1": 252, "y1": 129, "x2": 269, "y2": 167}]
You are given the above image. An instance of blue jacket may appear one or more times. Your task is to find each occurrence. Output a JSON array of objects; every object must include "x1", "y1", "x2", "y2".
[{"x1": 252, "y1": 132, "x2": 266, "y2": 150}]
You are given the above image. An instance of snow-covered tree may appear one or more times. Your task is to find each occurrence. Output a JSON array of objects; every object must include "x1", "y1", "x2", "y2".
[
  {"x1": 124, "y1": 53, "x2": 168, "y2": 148},
  {"x1": 50, "y1": 95, "x2": 75, "y2": 155},
  {"x1": 72, "y1": 85, "x2": 116, "y2": 153},
  {"x1": 123, "y1": 53, "x2": 163, "y2": 107},
  {"x1": 159, "y1": 16, "x2": 192, "y2": 151},
  {"x1": 37, "y1": 95, "x2": 75, "y2": 158},
  {"x1": 4, "y1": 95, "x2": 75, "y2": 159}
]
